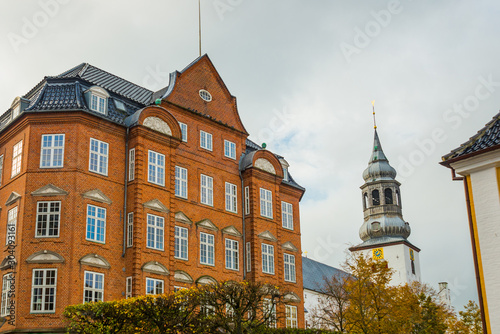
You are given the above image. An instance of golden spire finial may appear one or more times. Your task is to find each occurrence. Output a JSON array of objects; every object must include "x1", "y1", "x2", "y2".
[{"x1": 372, "y1": 100, "x2": 377, "y2": 129}]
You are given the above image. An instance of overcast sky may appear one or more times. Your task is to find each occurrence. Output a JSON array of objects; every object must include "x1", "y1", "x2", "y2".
[{"x1": 2, "y1": 0, "x2": 500, "y2": 311}]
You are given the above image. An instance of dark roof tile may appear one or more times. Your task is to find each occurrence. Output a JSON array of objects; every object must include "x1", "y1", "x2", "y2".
[{"x1": 302, "y1": 257, "x2": 349, "y2": 293}]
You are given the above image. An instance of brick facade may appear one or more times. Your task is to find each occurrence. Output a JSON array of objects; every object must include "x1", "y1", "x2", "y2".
[{"x1": 0, "y1": 55, "x2": 305, "y2": 332}]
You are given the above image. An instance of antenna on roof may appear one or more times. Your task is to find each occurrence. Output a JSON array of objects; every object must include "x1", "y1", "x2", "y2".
[
  {"x1": 372, "y1": 100, "x2": 377, "y2": 129},
  {"x1": 198, "y1": 0, "x2": 202, "y2": 57}
]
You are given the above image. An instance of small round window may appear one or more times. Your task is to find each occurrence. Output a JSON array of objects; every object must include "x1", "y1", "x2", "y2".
[{"x1": 199, "y1": 89, "x2": 212, "y2": 102}]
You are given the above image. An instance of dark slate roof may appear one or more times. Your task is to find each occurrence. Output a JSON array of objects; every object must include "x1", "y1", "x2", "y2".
[
  {"x1": 442, "y1": 111, "x2": 500, "y2": 162},
  {"x1": 302, "y1": 257, "x2": 349, "y2": 293},
  {"x1": 26, "y1": 82, "x2": 86, "y2": 111},
  {"x1": 244, "y1": 139, "x2": 305, "y2": 191},
  {"x1": 50, "y1": 63, "x2": 153, "y2": 105}
]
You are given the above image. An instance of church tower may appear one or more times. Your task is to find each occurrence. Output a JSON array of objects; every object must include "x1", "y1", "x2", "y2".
[{"x1": 350, "y1": 126, "x2": 421, "y2": 285}]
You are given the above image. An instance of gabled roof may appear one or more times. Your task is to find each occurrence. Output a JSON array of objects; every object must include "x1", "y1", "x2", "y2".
[
  {"x1": 302, "y1": 257, "x2": 350, "y2": 293},
  {"x1": 49, "y1": 63, "x2": 153, "y2": 105},
  {"x1": 442, "y1": 111, "x2": 500, "y2": 163}
]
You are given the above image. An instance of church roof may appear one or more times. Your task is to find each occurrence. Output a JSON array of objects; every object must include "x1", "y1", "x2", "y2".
[
  {"x1": 302, "y1": 257, "x2": 350, "y2": 293},
  {"x1": 442, "y1": 111, "x2": 500, "y2": 163}
]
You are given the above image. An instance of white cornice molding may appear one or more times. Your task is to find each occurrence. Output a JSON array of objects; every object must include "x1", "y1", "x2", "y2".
[
  {"x1": 282, "y1": 241, "x2": 298, "y2": 252},
  {"x1": 450, "y1": 150, "x2": 500, "y2": 175},
  {"x1": 196, "y1": 219, "x2": 218, "y2": 231},
  {"x1": 175, "y1": 211, "x2": 192, "y2": 225},
  {"x1": 174, "y1": 270, "x2": 194, "y2": 283},
  {"x1": 27, "y1": 250, "x2": 65, "y2": 264},
  {"x1": 5, "y1": 192, "x2": 21, "y2": 206},
  {"x1": 258, "y1": 231, "x2": 278, "y2": 242},
  {"x1": 79, "y1": 254, "x2": 110, "y2": 269}
]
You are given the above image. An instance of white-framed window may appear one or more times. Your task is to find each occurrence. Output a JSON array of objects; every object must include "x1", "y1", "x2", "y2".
[
  {"x1": 284, "y1": 253, "x2": 296, "y2": 283},
  {"x1": 148, "y1": 150, "x2": 165, "y2": 186},
  {"x1": 200, "y1": 130, "x2": 212, "y2": 151},
  {"x1": 6, "y1": 207, "x2": 18, "y2": 245},
  {"x1": 262, "y1": 243, "x2": 275, "y2": 275},
  {"x1": 286, "y1": 305, "x2": 298, "y2": 328},
  {"x1": 36, "y1": 201, "x2": 61, "y2": 238},
  {"x1": 31, "y1": 269, "x2": 57, "y2": 313},
  {"x1": 89, "y1": 138, "x2": 108, "y2": 176},
  {"x1": 147, "y1": 214, "x2": 164, "y2": 251},
  {"x1": 175, "y1": 226, "x2": 188, "y2": 260},
  {"x1": 179, "y1": 122, "x2": 188, "y2": 142},
  {"x1": 281, "y1": 202, "x2": 293, "y2": 230},
  {"x1": 246, "y1": 242, "x2": 251, "y2": 273},
  {"x1": 175, "y1": 166, "x2": 188, "y2": 198},
  {"x1": 128, "y1": 148, "x2": 135, "y2": 181},
  {"x1": 264, "y1": 299, "x2": 277, "y2": 328},
  {"x1": 146, "y1": 278, "x2": 164, "y2": 295},
  {"x1": 200, "y1": 232, "x2": 215, "y2": 266},
  {"x1": 126, "y1": 277, "x2": 132, "y2": 298},
  {"x1": 83, "y1": 271, "x2": 104, "y2": 303},
  {"x1": 224, "y1": 140, "x2": 236, "y2": 159},
  {"x1": 225, "y1": 239, "x2": 239, "y2": 271},
  {"x1": 200, "y1": 174, "x2": 213, "y2": 206},
  {"x1": 40, "y1": 134, "x2": 64, "y2": 168},
  {"x1": 225, "y1": 182, "x2": 237, "y2": 213},
  {"x1": 11, "y1": 140, "x2": 22, "y2": 178},
  {"x1": 1, "y1": 274, "x2": 12, "y2": 316},
  {"x1": 90, "y1": 93, "x2": 106, "y2": 114},
  {"x1": 283, "y1": 167, "x2": 289, "y2": 182},
  {"x1": 86, "y1": 205, "x2": 106, "y2": 243},
  {"x1": 127, "y1": 212, "x2": 133, "y2": 248},
  {"x1": 260, "y1": 188, "x2": 273, "y2": 219},
  {"x1": 0, "y1": 155, "x2": 4, "y2": 186},
  {"x1": 244, "y1": 186, "x2": 250, "y2": 215}
]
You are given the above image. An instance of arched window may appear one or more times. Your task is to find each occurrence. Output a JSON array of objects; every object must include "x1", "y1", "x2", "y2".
[
  {"x1": 363, "y1": 193, "x2": 368, "y2": 209},
  {"x1": 396, "y1": 190, "x2": 401, "y2": 206},
  {"x1": 372, "y1": 190, "x2": 380, "y2": 206},
  {"x1": 384, "y1": 188, "x2": 393, "y2": 205}
]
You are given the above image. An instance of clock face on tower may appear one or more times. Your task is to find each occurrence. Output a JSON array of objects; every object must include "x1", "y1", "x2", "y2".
[{"x1": 373, "y1": 248, "x2": 384, "y2": 260}]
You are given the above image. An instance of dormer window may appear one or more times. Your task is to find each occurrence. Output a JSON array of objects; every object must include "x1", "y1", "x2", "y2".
[
  {"x1": 280, "y1": 159, "x2": 290, "y2": 182},
  {"x1": 91, "y1": 94, "x2": 106, "y2": 114},
  {"x1": 85, "y1": 86, "x2": 109, "y2": 115},
  {"x1": 10, "y1": 96, "x2": 29, "y2": 120}
]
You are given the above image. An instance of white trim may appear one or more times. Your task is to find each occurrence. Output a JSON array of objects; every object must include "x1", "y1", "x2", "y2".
[
  {"x1": 83, "y1": 271, "x2": 104, "y2": 303},
  {"x1": 40, "y1": 134, "x2": 65, "y2": 168},
  {"x1": 246, "y1": 242, "x2": 251, "y2": 273},
  {"x1": 284, "y1": 253, "x2": 296, "y2": 283},
  {"x1": 146, "y1": 277, "x2": 164, "y2": 295},
  {"x1": 286, "y1": 305, "x2": 298, "y2": 328},
  {"x1": 225, "y1": 238, "x2": 239, "y2": 271},
  {"x1": 35, "y1": 201, "x2": 61, "y2": 238},
  {"x1": 175, "y1": 226, "x2": 188, "y2": 260},
  {"x1": 175, "y1": 166, "x2": 188, "y2": 199},
  {"x1": 224, "y1": 140, "x2": 236, "y2": 159},
  {"x1": 126, "y1": 276, "x2": 132, "y2": 298},
  {"x1": 199, "y1": 89, "x2": 212, "y2": 102},
  {"x1": 244, "y1": 186, "x2": 250, "y2": 215},
  {"x1": 225, "y1": 182, "x2": 237, "y2": 213},
  {"x1": 1, "y1": 274, "x2": 11, "y2": 316},
  {"x1": 31, "y1": 268, "x2": 57, "y2": 313},
  {"x1": 200, "y1": 130, "x2": 213, "y2": 151},
  {"x1": 127, "y1": 212, "x2": 133, "y2": 248},
  {"x1": 179, "y1": 122, "x2": 188, "y2": 142},
  {"x1": 261, "y1": 243, "x2": 275, "y2": 275},
  {"x1": 11, "y1": 140, "x2": 22, "y2": 178},
  {"x1": 281, "y1": 201, "x2": 293, "y2": 230},
  {"x1": 200, "y1": 232, "x2": 215, "y2": 266},
  {"x1": 146, "y1": 214, "x2": 164, "y2": 251},
  {"x1": 85, "y1": 204, "x2": 106, "y2": 244},
  {"x1": 200, "y1": 174, "x2": 213, "y2": 206},
  {"x1": 128, "y1": 148, "x2": 135, "y2": 181},
  {"x1": 148, "y1": 150, "x2": 165, "y2": 186},
  {"x1": 260, "y1": 188, "x2": 273, "y2": 219},
  {"x1": 89, "y1": 138, "x2": 108, "y2": 176},
  {"x1": 6, "y1": 207, "x2": 18, "y2": 245},
  {"x1": 0, "y1": 155, "x2": 3, "y2": 186}
]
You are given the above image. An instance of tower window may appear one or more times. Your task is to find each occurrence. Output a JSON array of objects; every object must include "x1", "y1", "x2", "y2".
[
  {"x1": 384, "y1": 188, "x2": 393, "y2": 205},
  {"x1": 411, "y1": 260, "x2": 416, "y2": 275},
  {"x1": 396, "y1": 190, "x2": 401, "y2": 206},
  {"x1": 363, "y1": 193, "x2": 368, "y2": 209},
  {"x1": 372, "y1": 190, "x2": 380, "y2": 206}
]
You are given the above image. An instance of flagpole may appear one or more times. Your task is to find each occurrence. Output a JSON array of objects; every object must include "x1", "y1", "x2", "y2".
[{"x1": 199, "y1": 0, "x2": 202, "y2": 57}]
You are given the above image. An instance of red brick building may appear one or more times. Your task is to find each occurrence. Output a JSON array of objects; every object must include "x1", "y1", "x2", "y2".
[{"x1": 0, "y1": 55, "x2": 305, "y2": 332}]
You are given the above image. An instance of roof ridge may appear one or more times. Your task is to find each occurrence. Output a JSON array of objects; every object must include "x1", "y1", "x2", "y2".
[
  {"x1": 84, "y1": 64, "x2": 153, "y2": 94},
  {"x1": 53, "y1": 63, "x2": 87, "y2": 78}
]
